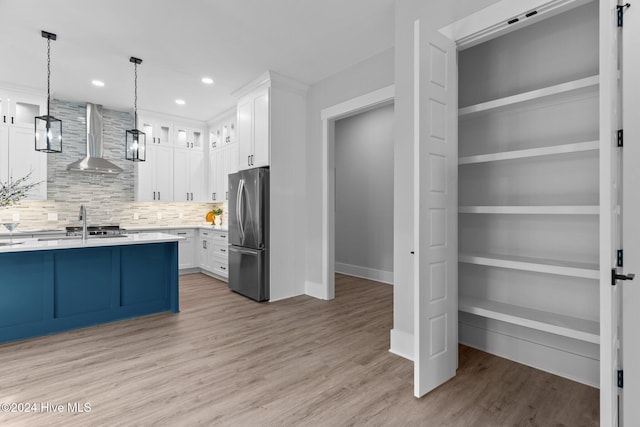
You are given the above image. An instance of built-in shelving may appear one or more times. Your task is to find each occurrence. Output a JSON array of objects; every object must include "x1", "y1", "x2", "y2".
[
  {"x1": 458, "y1": 75, "x2": 599, "y2": 118},
  {"x1": 459, "y1": 296, "x2": 600, "y2": 344},
  {"x1": 459, "y1": 253, "x2": 598, "y2": 279},
  {"x1": 459, "y1": 205, "x2": 599, "y2": 215},
  {"x1": 458, "y1": 141, "x2": 599, "y2": 165}
]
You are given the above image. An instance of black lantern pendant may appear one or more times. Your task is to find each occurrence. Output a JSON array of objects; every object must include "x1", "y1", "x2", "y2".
[
  {"x1": 125, "y1": 57, "x2": 145, "y2": 162},
  {"x1": 35, "y1": 31, "x2": 62, "y2": 153}
]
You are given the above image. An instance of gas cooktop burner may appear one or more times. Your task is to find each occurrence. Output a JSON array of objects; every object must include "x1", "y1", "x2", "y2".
[{"x1": 66, "y1": 225, "x2": 125, "y2": 237}]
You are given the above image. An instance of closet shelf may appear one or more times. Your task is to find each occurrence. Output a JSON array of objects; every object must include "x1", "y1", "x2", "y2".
[
  {"x1": 459, "y1": 296, "x2": 600, "y2": 344},
  {"x1": 458, "y1": 141, "x2": 599, "y2": 165},
  {"x1": 459, "y1": 253, "x2": 599, "y2": 279},
  {"x1": 459, "y1": 206, "x2": 599, "y2": 215},
  {"x1": 458, "y1": 75, "x2": 599, "y2": 117}
]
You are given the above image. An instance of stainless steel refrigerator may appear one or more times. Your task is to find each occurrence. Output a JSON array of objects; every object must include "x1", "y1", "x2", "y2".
[{"x1": 228, "y1": 167, "x2": 269, "y2": 301}]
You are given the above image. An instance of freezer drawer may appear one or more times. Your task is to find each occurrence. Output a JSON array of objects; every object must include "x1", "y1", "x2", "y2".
[{"x1": 228, "y1": 245, "x2": 269, "y2": 301}]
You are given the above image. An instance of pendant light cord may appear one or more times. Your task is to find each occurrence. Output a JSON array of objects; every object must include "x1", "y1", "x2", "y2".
[
  {"x1": 46, "y1": 37, "x2": 51, "y2": 117},
  {"x1": 134, "y1": 62, "x2": 138, "y2": 128}
]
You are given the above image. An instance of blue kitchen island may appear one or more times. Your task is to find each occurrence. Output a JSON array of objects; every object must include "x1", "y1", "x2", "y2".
[{"x1": 0, "y1": 233, "x2": 181, "y2": 344}]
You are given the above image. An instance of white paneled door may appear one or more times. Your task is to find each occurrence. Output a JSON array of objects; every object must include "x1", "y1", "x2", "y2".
[
  {"x1": 413, "y1": 20, "x2": 458, "y2": 397},
  {"x1": 600, "y1": 0, "x2": 622, "y2": 425},
  {"x1": 622, "y1": 1, "x2": 640, "y2": 425}
]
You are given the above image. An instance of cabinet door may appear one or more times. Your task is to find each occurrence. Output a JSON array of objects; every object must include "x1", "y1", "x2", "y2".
[
  {"x1": 155, "y1": 145, "x2": 174, "y2": 202},
  {"x1": 136, "y1": 145, "x2": 156, "y2": 202},
  {"x1": 8, "y1": 127, "x2": 47, "y2": 200},
  {"x1": 155, "y1": 123, "x2": 172, "y2": 146},
  {"x1": 175, "y1": 126, "x2": 190, "y2": 149},
  {"x1": 173, "y1": 148, "x2": 189, "y2": 202},
  {"x1": 252, "y1": 87, "x2": 270, "y2": 168},
  {"x1": 207, "y1": 150, "x2": 218, "y2": 202},
  {"x1": 11, "y1": 99, "x2": 43, "y2": 129},
  {"x1": 198, "y1": 238, "x2": 213, "y2": 271},
  {"x1": 140, "y1": 119, "x2": 155, "y2": 144},
  {"x1": 189, "y1": 150, "x2": 205, "y2": 202},
  {"x1": 237, "y1": 98, "x2": 252, "y2": 171},
  {"x1": 192, "y1": 129, "x2": 204, "y2": 151},
  {"x1": 0, "y1": 124, "x2": 9, "y2": 182}
]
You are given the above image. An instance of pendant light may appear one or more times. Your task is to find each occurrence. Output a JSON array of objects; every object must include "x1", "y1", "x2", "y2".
[
  {"x1": 125, "y1": 57, "x2": 145, "y2": 162},
  {"x1": 35, "y1": 31, "x2": 62, "y2": 153}
]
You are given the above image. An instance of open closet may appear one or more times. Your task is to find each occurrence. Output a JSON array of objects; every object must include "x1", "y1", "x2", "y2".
[
  {"x1": 457, "y1": 1, "x2": 600, "y2": 387},
  {"x1": 410, "y1": 0, "x2": 626, "y2": 424}
]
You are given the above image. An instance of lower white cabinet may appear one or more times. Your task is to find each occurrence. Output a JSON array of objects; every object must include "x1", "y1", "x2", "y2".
[
  {"x1": 199, "y1": 229, "x2": 228, "y2": 280},
  {"x1": 170, "y1": 229, "x2": 196, "y2": 269}
]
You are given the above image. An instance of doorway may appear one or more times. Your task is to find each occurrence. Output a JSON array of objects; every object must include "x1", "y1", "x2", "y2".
[
  {"x1": 334, "y1": 103, "x2": 394, "y2": 287},
  {"x1": 317, "y1": 85, "x2": 394, "y2": 300}
]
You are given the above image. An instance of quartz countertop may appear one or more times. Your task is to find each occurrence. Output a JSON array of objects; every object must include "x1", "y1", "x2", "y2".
[
  {"x1": 0, "y1": 232, "x2": 184, "y2": 254},
  {"x1": 123, "y1": 225, "x2": 229, "y2": 232}
]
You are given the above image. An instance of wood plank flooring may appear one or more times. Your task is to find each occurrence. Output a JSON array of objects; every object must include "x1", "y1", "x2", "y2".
[{"x1": 0, "y1": 273, "x2": 598, "y2": 426}]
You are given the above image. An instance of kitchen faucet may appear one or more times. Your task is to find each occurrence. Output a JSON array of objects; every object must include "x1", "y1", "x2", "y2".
[{"x1": 79, "y1": 205, "x2": 87, "y2": 241}]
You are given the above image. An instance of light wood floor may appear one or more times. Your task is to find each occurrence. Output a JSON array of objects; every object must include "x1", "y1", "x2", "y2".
[{"x1": 0, "y1": 273, "x2": 598, "y2": 426}]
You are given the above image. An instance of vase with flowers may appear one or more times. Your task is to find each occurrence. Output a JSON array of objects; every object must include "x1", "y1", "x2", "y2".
[
  {"x1": 0, "y1": 172, "x2": 39, "y2": 244},
  {"x1": 206, "y1": 208, "x2": 223, "y2": 226}
]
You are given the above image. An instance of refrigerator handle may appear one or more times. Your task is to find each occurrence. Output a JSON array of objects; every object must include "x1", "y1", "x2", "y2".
[{"x1": 237, "y1": 178, "x2": 245, "y2": 242}]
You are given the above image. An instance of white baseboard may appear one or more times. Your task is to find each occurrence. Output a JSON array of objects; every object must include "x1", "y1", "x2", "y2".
[
  {"x1": 305, "y1": 280, "x2": 331, "y2": 300},
  {"x1": 459, "y1": 321, "x2": 599, "y2": 388},
  {"x1": 335, "y1": 262, "x2": 393, "y2": 285},
  {"x1": 389, "y1": 328, "x2": 414, "y2": 361}
]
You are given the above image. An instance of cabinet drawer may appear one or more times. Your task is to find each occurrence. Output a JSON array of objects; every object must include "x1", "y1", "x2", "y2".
[
  {"x1": 212, "y1": 242, "x2": 228, "y2": 259},
  {"x1": 171, "y1": 229, "x2": 196, "y2": 238},
  {"x1": 212, "y1": 231, "x2": 228, "y2": 242},
  {"x1": 212, "y1": 260, "x2": 228, "y2": 278}
]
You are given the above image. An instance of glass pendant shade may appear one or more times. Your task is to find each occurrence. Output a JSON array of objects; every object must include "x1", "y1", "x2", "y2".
[
  {"x1": 125, "y1": 128, "x2": 146, "y2": 161},
  {"x1": 35, "y1": 114, "x2": 62, "y2": 153}
]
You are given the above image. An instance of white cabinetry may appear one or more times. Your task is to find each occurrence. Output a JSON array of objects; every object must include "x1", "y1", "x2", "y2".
[
  {"x1": 174, "y1": 148, "x2": 205, "y2": 202},
  {"x1": 175, "y1": 125, "x2": 204, "y2": 151},
  {"x1": 199, "y1": 229, "x2": 229, "y2": 280},
  {"x1": 139, "y1": 117, "x2": 172, "y2": 146},
  {"x1": 170, "y1": 228, "x2": 196, "y2": 270},
  {"x1": 135, "y1": 144, "x2": 174, "y2": 202},
  {"x1": 0, "y1": 89, "x2": 47, "y2": 200},
  {"x1": 237, "y1": 85, "x2": 269, "y2": 170},
  {"x1": 208, "y1": 143, "x2": 238, "y2": 203}
]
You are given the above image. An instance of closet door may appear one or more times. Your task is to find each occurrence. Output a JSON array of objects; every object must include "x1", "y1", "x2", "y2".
[
  {"x1": 600, "y1": 0, "x2": 622, "y2": 425},
  {"x1": 621, "y1": 1, "x2": 640, "y2": 425},
  {"x1": 413, "y1": 21, "x2": 458, "y2": 398}
]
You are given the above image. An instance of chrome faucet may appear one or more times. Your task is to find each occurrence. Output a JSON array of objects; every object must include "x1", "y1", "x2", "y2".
[{"x1": 79, "y1": 205, "x2": 88, "y2": 241}]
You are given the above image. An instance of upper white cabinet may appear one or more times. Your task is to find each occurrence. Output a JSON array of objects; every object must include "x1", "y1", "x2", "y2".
[
  {"x1": 139, "y1": 117, "x2": 172, "y2": 146},
  {"x1": 0, "y1": 88, "x2": 47, "y2": 200},
  {"x1": 174, "y1": 148, "x2": 205, "y2": 202},
  {"x1": 207, "y1": 109, "x2": 239, "y2": 203},
  {"x1": 175, "y1": 125, "x2": 204, "y2": 151},
  {"x1": 237, "y1": 85, "x2": 269, "y2": 170},
  {"x1": 135, "y1": 144, "x2": 174, "y2": 202}
]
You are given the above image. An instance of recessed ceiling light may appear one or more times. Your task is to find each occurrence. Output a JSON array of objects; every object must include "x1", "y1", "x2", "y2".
[
  {"x1": 91, "y1": 80, "x2": 105, "y2": 87},
  {"x1": 175, "y1": 99, "x2": 186, "y2": 105},
  {"x1": 201, "y1": 77, "x2": 214, "y2": 85}
]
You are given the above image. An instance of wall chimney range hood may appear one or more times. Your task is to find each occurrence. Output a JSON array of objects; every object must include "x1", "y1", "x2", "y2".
[{"x1": 66, "y1": 103, "x2": 123, "y2": 175}]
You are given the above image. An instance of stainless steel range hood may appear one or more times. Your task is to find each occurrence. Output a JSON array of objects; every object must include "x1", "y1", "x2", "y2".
[{"x1": 66, "y1": 103, "x2": 123, "y2": 175}]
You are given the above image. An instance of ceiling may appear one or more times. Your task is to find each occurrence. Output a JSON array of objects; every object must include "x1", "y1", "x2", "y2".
[{"x1": 0, "y1": 0, "x2": 395, "y2": 122}]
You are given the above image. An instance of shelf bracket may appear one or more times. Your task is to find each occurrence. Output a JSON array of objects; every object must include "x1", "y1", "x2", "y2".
[{"x1": 618, "y1": 3, "x2": 631, "y2": 27}]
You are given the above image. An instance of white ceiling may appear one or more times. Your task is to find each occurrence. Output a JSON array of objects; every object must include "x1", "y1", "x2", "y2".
[{"x1": 0, "y1": 0, "x2": 395, "y2": 121}]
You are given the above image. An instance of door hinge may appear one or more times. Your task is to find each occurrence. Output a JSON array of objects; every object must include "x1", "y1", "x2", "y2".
[
  {"x1": 618, "y1": 3, "x2": 631, "y2": 27},
  {"x1": 617, "y1": 250, "x2": 624, "y2": 267},
  {"x1": 618, "y1": 129, "x2": 624, "y2": 147},
  {"x1": 618, "y1": 369, "x2": 624, "y2": 388}
]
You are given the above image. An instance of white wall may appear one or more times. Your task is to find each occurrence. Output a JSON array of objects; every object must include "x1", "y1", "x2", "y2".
[
  {"x1": 335, "y1": 103, "x2": 394, "y2": 284},
  {"x1": 305, "y1": 49, "x2": 395, "y2": 293}
]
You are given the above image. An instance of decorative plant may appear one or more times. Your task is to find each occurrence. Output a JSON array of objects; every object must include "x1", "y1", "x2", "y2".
[
  {"x1": 211, "y1": 208, "x2": 223, "y2": 217},
  {"x1": 206, "y1": 207, "x2": 223, "y2": 225},
  {"x1": 0, "y1": 172, "x2": 39, "y2": 208}
]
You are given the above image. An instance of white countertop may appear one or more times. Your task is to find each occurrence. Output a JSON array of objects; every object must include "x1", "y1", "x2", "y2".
[
  {"x1": 124, "y1": 225, "x2": 228, "y2": 232},
  {"x1": 0, "y1": 232, "x2": 184, "y2": 254}
]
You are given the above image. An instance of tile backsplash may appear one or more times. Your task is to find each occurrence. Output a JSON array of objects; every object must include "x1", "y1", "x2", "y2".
[{"x1": 0, "y1": 100, "x2": 228, "y2": 231}]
